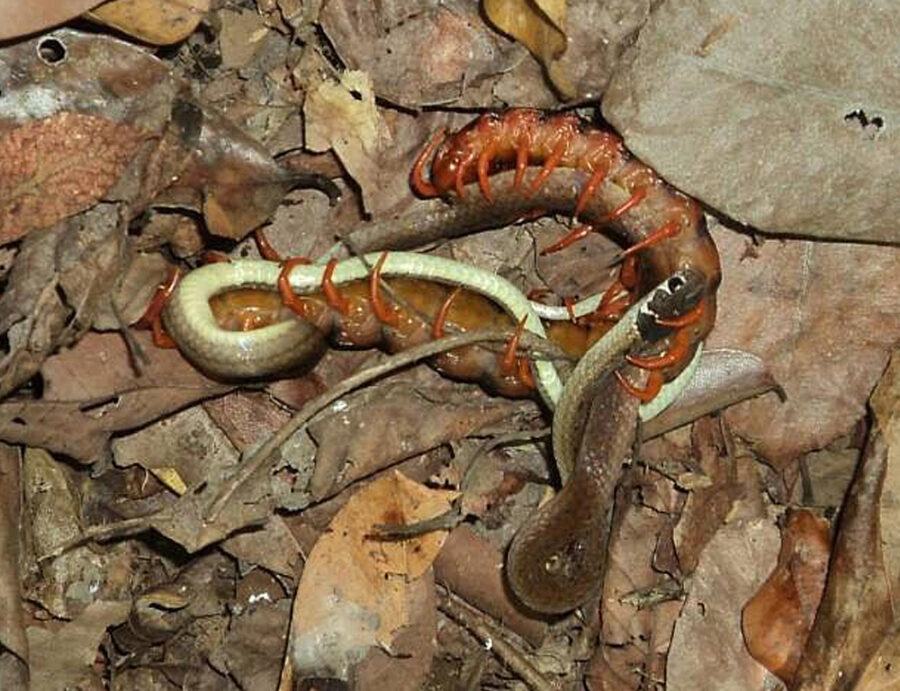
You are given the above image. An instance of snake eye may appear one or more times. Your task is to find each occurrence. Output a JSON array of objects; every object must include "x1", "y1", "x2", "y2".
[
  {"x1": 544, "y1": 554, "x2": 563, "y2": 574},
  {"x1": 667, "y1": 275, "x2": 686, "y2": 292}
]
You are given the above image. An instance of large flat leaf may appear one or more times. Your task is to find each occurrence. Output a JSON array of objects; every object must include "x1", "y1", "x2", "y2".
[{"x1": 604, "y1": 0, "x2": 900, "y2": 241}]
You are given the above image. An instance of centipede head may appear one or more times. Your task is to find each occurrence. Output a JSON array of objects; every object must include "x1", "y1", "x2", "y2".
[{"x1": 430, "y1": 113, "x2": 505, "y2": 196}]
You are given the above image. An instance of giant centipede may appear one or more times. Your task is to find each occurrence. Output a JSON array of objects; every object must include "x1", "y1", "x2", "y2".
[{"x1": 407, "y1": 108, "x2": 721, "y2": 399}]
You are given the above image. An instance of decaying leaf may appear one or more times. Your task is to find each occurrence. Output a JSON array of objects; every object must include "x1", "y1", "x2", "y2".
[
  {"x1": 483, "y1": 0, "x2": 574, "y2": 99},
  {"x1": 304, "y1": 69, "x2": 391, "y2": 214},
  {"x1": 0, "y1": 0, "x2": 102, "y2": 41},
  {"x1": 0, "y1": 443, "x2": 27, "y2": 675},
  {"x1": 666, "y1": 519, "x2": 780, "y2": 689},
  {"x1": 742, "y1": 509, "x2": 831, "y2": 685},
  {"x1": 86, "y1": 0, "x2": 210, "y2": 45},
  {"x1": 283, "y1": 471, "x2": 456, "y2": 682},
  {"x1": 26, "y1": 600, "x2": 130, "y2": 690},
  {"x1": 604, "y1": 0, "x2": 900, "y2": 242},
  {"x1": 318, "y1": 0, "x2": 526, "y2": 107},
  {"x1": 0, "y1": 112, "x2": 146, "y2": 247},
  {"x1": 791, "y1": 353, "x2": 899, "y2": 688}
]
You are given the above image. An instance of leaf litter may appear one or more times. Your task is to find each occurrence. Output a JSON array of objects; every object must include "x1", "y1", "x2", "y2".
[{"x1": 0, "y1": 0, "x2": 897, "y2": 689}]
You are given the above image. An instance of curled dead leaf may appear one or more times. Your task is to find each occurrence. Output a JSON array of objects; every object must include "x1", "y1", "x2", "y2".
[
  {"x1": 742, "y1": 509, "x2": 831, "y2": 685},
  {"x1": 86, "y1": 0, "x2": 210, "y2": 45},
  {"x1": 282, "y1": 471, "x2": 456, "y2": 682},
  {"x1": 483, "y1": 0, "x2": 575, "y2": 99}
]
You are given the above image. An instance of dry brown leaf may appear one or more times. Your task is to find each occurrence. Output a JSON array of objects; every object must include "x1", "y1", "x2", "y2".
[
  {"x1": 318, "y1": 0, "x2": 524, "y2": 107},
  {"x1": 112, "y1": 406, "x2": 240, "y2": 494},
  {"x1": 26, "y1": 600, "x2": 130, "y2": 689},
  {"x1": 0, "y1": 444, "x2": 27, "y2": 672},
  {"x1": 855, "y1": 625, "x2": 900, "y2": 690},
  {"x1": 742, "y1": 509, "x2": 831, "y2": 685},
  {"x1": 708, "y1": 225, "x2": 900, "y2": 466},
  {"x1": 604, "y1": 0, "x2": 900, "y2": 242},
  {"x1": 0, "y1": 112, "x2": 146, "y2": 247},
  {"x1": 0, "y1": 332, "x2": 230, "y2": 462},
  {"x1": 304, "y1": 70, "x2": 391, "y2": 214},
  {"x1": 873, "y1": 350, "x2": 900, "y2": 595},
  {"x1": 483, "y1": 0, "x2": 574, "y2": 99},
  {"x1": 87, "y1": 0, "x2": 209, "y2": 45},
  {"x1": 308, "y1": 385, "x2": 519, "y2": 500},
  {"x1": 282, "y1": 471, "x2": 456, "y2": 681},
  {"x1": 666, "y1": 518, "x2": 781, "y2": 689},
  {"x1": 792, "y1": 356, "x2": 899, "y2": 688},
  {"x1": 0, "y1": 0, "x2": 103, "y2": 40}
]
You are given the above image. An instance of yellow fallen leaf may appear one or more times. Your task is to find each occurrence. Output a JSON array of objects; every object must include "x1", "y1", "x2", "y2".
[
  {"x1": 304, "y1": 70, "x2": 390, "y2": 213},
  {"x1": 483, "y1": 0, "x2": 575, "y2": 99},
  {"x1": 87, "y1": 0, "x2": 210, "y2": 46},
  {"x1": 281, "y1": 471, "x2": 457, "y2": 682}
]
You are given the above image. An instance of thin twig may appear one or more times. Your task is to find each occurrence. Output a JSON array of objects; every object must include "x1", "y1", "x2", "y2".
[{"x1": 438, "y1": 589, "x2": 559, "y2": 691}]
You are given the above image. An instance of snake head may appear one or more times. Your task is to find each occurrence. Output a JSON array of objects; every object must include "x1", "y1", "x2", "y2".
[{"x1": 637, "y1": 268, "x2": 705, "y2": 341}]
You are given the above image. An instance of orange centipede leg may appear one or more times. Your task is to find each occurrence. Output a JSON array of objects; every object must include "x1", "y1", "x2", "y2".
[
  {"x1": 620, "y1": 219, "x2": 681, "y2": 259},
  {"x1": 615, "y1": 370, "x2": 664, "y2": 403},
  {"x1": 410, "y1": 127, "x2": 447, "y2": 198},
  {"x1": 590, "y1": 293, "x2": 632, "y2": 322},
  {"x1": 618, "y1": 253, "x2": 640, "y2": 289},
  {"x1": 369, "y1": 252, "x2": 400, "y2": 327},
  {"x1": 561, "y1": 296, "x2": 578, "y2": 324},
  {"x1": 527, "y1": 140, "x2": 567, "y2": 195},
  {"x1": 322, "y1": 258, "x2": 351, "y2": 316},
  {"x1": 137, "y1": 266, "x2": 183, "y2": 349},
  {"x1": 604, "y1": 187, "x2": 649, "y2": 223},
  {"x1": 476, "y1": 140, "x2": 498, "y2": 202},
  {"x1": 500, "y1": 316, "x2": 528, "y2": 376},
  {"x1": 656, "y1": 300, "x2": 704, "y2": 328},
  {"x1": 626, "y1": 327, "x2": 692, "y2": 370},
  {"x1": 540, "y1": 224, "x2": 594, "y2": 255},
  {"x1": 203, "y1": 251, "x2": 230, "y2": 264},
  {"x1": 572, "y1": 166, "x2": 609, "y2": 219},
  {"x1": 277, "y1": 257, "x2": 313, "y2": 318},
  {"x1": 432, "y1": 286, "x2": 462, "y2": 339},
  {"x1": 513, "y1": 137, "x2": 530, "y2": 189},
  {"x1": 254, "y1": 229, "x2": 283, "y2": 262},
  {"x1": 517, "y1": 356, "x2": 536, "y2": 390}
]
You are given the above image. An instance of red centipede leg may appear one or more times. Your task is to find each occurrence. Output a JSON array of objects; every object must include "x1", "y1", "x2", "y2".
[
  {"x1": 454, "y1": 162, "x2": 468, "y2": 200},
  {"x1": 203, "y1": 251, "x2": 230, "y2": 264},
  {"x1": 513, "y1": 138, "x2": 530, "y2": 189},
  {"x1": 432, "y1": 286, "x2": 462, "y2": 339},
  {"x1": 254, "y1": 229, "x2": 283, "y2": 262},
  {"x1": 618, "y1": 253, "x2": 640, "y2": 290},
  {"x1": 626, "y1": 327, "x2": 693, "y2": 370},
  {"x1": 564, "y1": 296, "x2": 578, "y2": 324},
  {"x1": 620, "y1": 220, "x2": 681, "y2": 259},
  {"x1": 277, "y1": 257, "x2": 314, "y2": 318},
  {"x1": 655, "y1": 300, "x2": 704, "y2": 328},
  {"x1": 369, "y1": 252, "x2": 399, "y2": 327},
  {"x1": 516, "y1": 356, "x2": 536, "y2": 390},
  {"x1": 572, "y1": 166, "x2": 609, "y2": 220},
  {"x1": 322, "y1": 258, "x2": 351, "y2": 316},
  {"x1": 604, "y1": 187, "x2": 649, "y2": 224},
  {"x1": 136, "y1": 266, "x2": 183, "y2": 349},
  {"x1": 410, "y1": 127, "x2": 447, "y2": 198},
  {"x1": 590, "y1": 293, "x2": 632, "y2": 323},
  {"x1": 540, "y1": 224, "x2": 594, "y2": 255},
  {"x1": 476, "y1": 140, "x2": 498, "y2": 202},
  {"x1": 500, "y1": 316, "x2": 528, "y2": 376},
  {"x1": 615, "y1": 370, "x2": 664, "y2": 403},
  {"x1": 527, "y1": 141, "x2": 567, "y2": 195}
]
